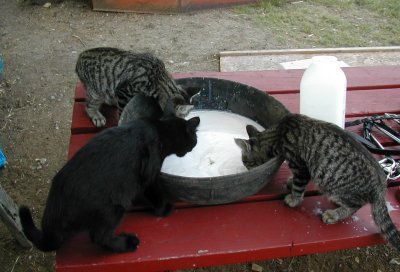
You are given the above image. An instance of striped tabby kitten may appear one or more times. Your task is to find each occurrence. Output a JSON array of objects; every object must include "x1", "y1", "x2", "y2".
[
  {"x1": 76, "y1": 47, "x2": 195, "y2": 127},
  {"x1": 235, "y1": 113, "x2": 400, "y2": 251}
]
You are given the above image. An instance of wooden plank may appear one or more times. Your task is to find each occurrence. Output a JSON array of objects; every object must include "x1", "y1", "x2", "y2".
[
  {"x1": 271, "y1": 88, "x2": 400, "y2": 117},
  {"x1": 219, "y1": 48, "x2": 400, "y2": 72},
  {"x1": 173, "y1": 66, "x2": 400, "y2": 93},
  {"x1": 220, "y1": 46, "x2": 400, "y2": 57},
  {"x1": 70, "y1": 102, "x2": 118, "y2": 134},
  {"x1": 0, "y1": 185, "x2": 31, "y2": 248},
  {"x1": 68, "y1": 133, "x2": 97, "y2": 160},
  {"x1": 74, "y1": 66, "x2": 400, "y2": 102},
  {"x1": 55, "y1": 187, "x2": 400, "y2": 272},
  {"x1": 74, "y1": 81, "x2": 85, "y2": 102}
]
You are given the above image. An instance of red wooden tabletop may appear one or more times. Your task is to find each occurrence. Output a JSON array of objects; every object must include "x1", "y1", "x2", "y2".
[{"x1": 56, "y1": 66, "x2": 400, "y2": 272}]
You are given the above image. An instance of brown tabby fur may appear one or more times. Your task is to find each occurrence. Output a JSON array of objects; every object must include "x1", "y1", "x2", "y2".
[{"x1": 235, "y1": 113, "x2": 400, "y2": 251}]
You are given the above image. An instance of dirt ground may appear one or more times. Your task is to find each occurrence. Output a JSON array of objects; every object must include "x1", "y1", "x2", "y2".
[{"x1": 0, "y1": 1, "x2": 399, "y2": 271}]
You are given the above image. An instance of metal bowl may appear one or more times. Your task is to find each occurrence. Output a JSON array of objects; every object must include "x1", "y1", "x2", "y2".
[{"x1": 158, "y1": 77, "x2": 289, "y2": 205}]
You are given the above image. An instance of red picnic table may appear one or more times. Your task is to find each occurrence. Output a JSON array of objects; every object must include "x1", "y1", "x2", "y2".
[{"x1": 56, "y1": 66, "x2": 400, "y2": 272}]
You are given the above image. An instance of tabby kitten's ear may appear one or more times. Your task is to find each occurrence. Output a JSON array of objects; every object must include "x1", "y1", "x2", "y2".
[
  {"x1": 175, "y1": 105, "x2": 194, "y2": 117},
  {"x1": 249, "y1": 137, "x2": 260, "y2": 148},
  {"x1": 234, "y1": 138, "x2": 251, "y2": 153},
  {"x1": 177, "y1": 85, "x2": 201, "y2": 100},
  {"x1": 246, "y1": 125, "x2": 261, "y2": 138},
  {"x1": 184, "y1": 86, "x2": 202, "y2": 104},
  {"x1": 171, "y1": 95, "x2": 194, "y2": 117},
  {"x1": 184, "y1": 86, "x2": 202, "y2": 98},
  {"x1": 187, "y1": 117, "x2": 200, "y2": 132}
]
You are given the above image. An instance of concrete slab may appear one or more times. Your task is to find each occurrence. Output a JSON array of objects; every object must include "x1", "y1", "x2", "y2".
[{"x1": 219, "y1": 47, "x2": 400, "y2": 71}]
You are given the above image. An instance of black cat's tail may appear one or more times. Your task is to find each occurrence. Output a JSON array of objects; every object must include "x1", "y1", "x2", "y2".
[
  {"x1": 19, "y1": 206, "x2": 63, "y2": 252},
  {"x1": 372, "y1": 194, "x2": 400, "y2": 251}
]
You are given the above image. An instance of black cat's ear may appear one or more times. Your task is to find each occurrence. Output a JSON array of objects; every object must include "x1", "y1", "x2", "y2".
[
  {"x1": 234, "y1": 138, "x2": 251, "y2": 153},
  {"x1": 187, "y1": 116, "x2": 200, "y2": 132},
  {"x1": 246, "y1": 125, "x2": 260, "y2": 137}
]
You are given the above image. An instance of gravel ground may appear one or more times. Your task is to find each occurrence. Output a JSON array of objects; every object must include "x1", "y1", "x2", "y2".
[{"x1": 0, "y1": 1, "x2": 399, "y2": 271}]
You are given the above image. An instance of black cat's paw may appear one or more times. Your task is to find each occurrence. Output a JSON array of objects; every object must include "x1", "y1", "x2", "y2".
[
  {"x1": 120, "y1": 233, "x2": 140, "y2": 251},
  {"x1": 154, "y1": 202, "x2": 174, "y2": 217}
]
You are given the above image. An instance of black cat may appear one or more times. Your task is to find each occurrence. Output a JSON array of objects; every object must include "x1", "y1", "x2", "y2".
[
  {"x1": 19, "y1": 103, "x2": 200, "y2": 252},
  {"x1": 118, "y1": 93, "x2": 163, "y2": 125}
]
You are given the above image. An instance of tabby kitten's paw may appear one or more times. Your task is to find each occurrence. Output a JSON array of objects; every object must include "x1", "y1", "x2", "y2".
[
  {"x1": 86, "y1": 107, "x2": 107, "y2": 127},
  {"x1": 91, "y1": 115, "x2": 107, "y2": 127},
  {"x1": 284, "y1": 194, "x2": 302, "y2": 208},
  {"x1": 321, "y1": 209, "x2": 340, "y2": 224}
]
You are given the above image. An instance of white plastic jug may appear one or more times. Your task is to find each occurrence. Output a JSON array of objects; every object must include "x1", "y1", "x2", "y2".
[{"x1": 300, "y1": 56, "x2": 347, "y2": 128}]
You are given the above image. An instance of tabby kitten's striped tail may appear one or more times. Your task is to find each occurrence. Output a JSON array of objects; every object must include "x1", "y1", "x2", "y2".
[
  {"x1": 372, "y1": 194, "x2": 400, "y2": 251},
  {"x1": 19, "y1": 206, "x2": 63, "y2": 252}
]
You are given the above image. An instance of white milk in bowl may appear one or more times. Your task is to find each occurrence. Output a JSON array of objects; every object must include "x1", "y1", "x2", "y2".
[{"x1": 161, "y1": 110, "x2": 265, "y2": 178}]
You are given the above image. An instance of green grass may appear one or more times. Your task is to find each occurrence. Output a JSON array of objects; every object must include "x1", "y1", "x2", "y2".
[
  {"x1": 236, "y1": 0, "x2": 400, "y2": 47},
  {"x1": 356, "y1": 0, "x2": 400, "y2": 18}
]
